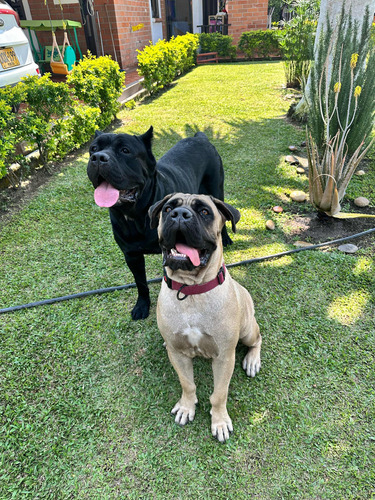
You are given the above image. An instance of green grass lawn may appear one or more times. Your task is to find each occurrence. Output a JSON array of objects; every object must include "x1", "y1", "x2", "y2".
[{"x1": 1, "y1": 61, "x2": 374, "y2": 499}]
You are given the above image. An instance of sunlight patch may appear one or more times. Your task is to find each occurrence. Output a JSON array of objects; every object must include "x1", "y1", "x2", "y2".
[
  {"x1": 328, "y1": 291, "x2": 370, "y2": 326},
  {"x1": 352, "y1": 257, "x2": 373, "y2": 276}
]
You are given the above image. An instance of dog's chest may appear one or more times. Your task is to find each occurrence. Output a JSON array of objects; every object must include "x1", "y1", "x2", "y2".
[{"x1": 172, "y1": 326, "x2": 219, "y2": 359}]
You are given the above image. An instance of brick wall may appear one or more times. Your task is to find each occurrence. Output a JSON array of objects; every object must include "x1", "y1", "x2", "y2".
[
  {"x1": 227, "y1": 0, "x2": 269, "y2": 44},
  {"x1": 111, "y1": 0, "x2": 153, "y2": 70},
  {"x1": 25, "y1": 0, "x2": 268, "y2": 71},
  {"x1": 26, "y1": 0, "x2": 87, "y2": 56}
]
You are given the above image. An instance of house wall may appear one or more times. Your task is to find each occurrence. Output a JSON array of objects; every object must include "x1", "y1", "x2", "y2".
[
  {"x1": 25, "y1": 0, "x2": 88, "y2": 56},
  {"x1": 23, "y1": 0, "x2": 269, "y2": 71},
  {"x1": 226, "y1": 0, "x2": 269, "y2": 44}
]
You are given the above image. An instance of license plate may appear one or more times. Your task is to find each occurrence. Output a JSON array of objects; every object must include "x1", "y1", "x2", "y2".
[{"x1": 0, "y1": 47, "x2": 20, "y2": 69}]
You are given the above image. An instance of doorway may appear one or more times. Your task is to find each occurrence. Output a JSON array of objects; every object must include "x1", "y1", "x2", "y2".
[{"x1": 166, "y1": 0, "x2": 192, "y2": 39}]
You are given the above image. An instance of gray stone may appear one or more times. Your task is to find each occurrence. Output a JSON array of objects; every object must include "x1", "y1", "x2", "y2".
[{"x1": 338, "y1": 244, "x2": 358, "y2": 254}]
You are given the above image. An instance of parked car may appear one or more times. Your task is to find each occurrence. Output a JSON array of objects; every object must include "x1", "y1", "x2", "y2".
[{"x1": 0, "y1": 0, "x2": 40, "y2": 87}]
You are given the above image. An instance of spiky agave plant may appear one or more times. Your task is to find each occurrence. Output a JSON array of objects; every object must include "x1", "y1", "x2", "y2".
[
  {"x1": 306, "y1": 8, "x2": 375, "y2": 217},
  {"x1": 307, "y1": 130, "x2": 373, "y2": 216}
]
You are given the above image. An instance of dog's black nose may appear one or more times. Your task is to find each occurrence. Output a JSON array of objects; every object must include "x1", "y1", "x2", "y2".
[
  {"x1": 171, "y1": 206, "x2": 193, "y2": 222},
  {"x1": 91, "y1": 152, "x2": 109, "y2": 164}
]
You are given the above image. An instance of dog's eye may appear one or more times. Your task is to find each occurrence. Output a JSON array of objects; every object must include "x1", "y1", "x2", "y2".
[
  {"x1": 122, "y1": 147, "x2": 130, "y2": 154},
  {"x1": 165, "y1": 206, "x2": 172, "y2": 213},
  {"x1": 91, "y1": 146, "x2": 98, "y2": 152},
  {"x1": 200, "y1": 209, "x2": 209, "y2": 216}
]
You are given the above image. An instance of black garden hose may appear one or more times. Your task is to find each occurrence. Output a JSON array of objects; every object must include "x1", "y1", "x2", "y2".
[{"x1": 1, "y1": 227, "x2": 374, "y2": 315}]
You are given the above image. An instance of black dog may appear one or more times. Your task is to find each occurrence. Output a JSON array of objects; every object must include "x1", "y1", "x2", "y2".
[{"x1": 87, "y1": 126, "x2": 232, "y2": 320}]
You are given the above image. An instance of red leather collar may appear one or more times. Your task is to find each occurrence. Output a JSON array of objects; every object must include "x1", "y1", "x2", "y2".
[{"x1": 163, "y1": 265, "x2": 226, "y2": 301}]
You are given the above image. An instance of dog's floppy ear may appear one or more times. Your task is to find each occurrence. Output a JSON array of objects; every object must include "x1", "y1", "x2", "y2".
[
  {"x1": 210, "y1": 197, "x2": 241, "y2": 233},
  {"x1": 94, "y1": 130, "x2": 103, "y2": 138},
  {"x1": 148, "y1": 193, "x2": 174, "y2": 229}
]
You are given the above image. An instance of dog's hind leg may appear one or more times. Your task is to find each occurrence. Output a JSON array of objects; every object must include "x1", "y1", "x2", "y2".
[{"x1": 124, "y1": 252, "x2": 151, "y2": 320}]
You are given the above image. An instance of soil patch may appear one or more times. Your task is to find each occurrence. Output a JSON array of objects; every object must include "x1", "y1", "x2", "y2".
[{"x1": 283, "y1": 205, "x2": 375, "y2": 249}]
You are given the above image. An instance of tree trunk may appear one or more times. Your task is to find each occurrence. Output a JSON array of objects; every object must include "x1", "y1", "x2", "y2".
[{"x1": 295, "y1": 0, "x2": 375, "y2": 115}]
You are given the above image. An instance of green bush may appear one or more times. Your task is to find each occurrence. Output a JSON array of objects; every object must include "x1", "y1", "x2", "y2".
[
  {"x1": 137, "y1": 33, "x2": 199, "y2": 93},
  {"x1": 198, "y1": 32, "x2": 236, "y2": 59},
  {"x1": 50, "y1": 104, "x2": 101, "y2": 160},
  {"x1": 0, "y1": 71, "x2": 102, "y2": 178},
  {"x1": 67, "y1": 53, "x2": 125, "y2": 129},
  {"x1": 0, "y1": 100, "x2": 17, "y2": 179},
  {"x1": 171, "y1": 33, "x2": 199, "y2": 73},
  {"x1": 276, "y1": 0, "x2": 318, "y2": 88},
  {"x1": 20, "y1": 74, "x2": 73, "y2": 165},
  {"x1": 238, "y1": 30, "x2": 280, "y2": 59}
]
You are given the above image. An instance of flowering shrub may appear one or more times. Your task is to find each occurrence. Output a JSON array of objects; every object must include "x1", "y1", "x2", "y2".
[
  {"x1": 308, "y1": 8, "x2": 375, "y2": 154},
  {"x1": 306, "y1": 8, "x2": 375, "y2": 216}
]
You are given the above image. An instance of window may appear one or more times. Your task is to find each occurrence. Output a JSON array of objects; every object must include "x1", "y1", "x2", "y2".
[{"x1": 151, "y1": 0, "x2": 160, "y2": 18}]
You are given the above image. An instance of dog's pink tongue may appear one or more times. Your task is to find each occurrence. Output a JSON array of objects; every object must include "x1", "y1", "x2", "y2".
[
  {"x1": 175, "y1": 243, "x2": 200, "y2": 266},
  {"x1": 94, "y1": 182, "x2": 120, "y2": 207}
]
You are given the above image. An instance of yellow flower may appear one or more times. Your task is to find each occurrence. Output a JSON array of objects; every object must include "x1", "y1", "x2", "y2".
[
  {"x1": 354, "y1": 86, "x2": 362, "y2": 98},
  {"x1": 350, "y1": 53, "x2": 359, "y2": 69},
  {"x1": 334, "y1": 82, "x2": 341, "y2": 93}
]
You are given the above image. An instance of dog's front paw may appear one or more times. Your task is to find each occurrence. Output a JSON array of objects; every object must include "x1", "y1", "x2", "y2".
[
  {"x1": 171, "y1": 399, "x2": 197, "y2": 426},
  {"x1": 242, "y1": 349, "x2": 261, "y2": 378},
  {"x1": 211, "y1": 412, "x2": 233, "y2": 443},
  {"x1": 131, "y1": 297, "x2": 151, "y2": 320}
]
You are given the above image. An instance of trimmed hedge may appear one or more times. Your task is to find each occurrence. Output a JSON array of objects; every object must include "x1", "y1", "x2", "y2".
[
  {"x1": 67, "y1": 53, "x2": 125, "y2": 129},
  {"x1": 0, "y1": 55, "x2": 125, "y2": 180},
  {"x1": 137, "y1": 33, "x2": 199, "y2": 93},
  {"x1": 238, "y1": 30, "x2": 280, "y2": 59},
  {"x1": 198, "y1": 32, "x2": 236, "y2": 59}
]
